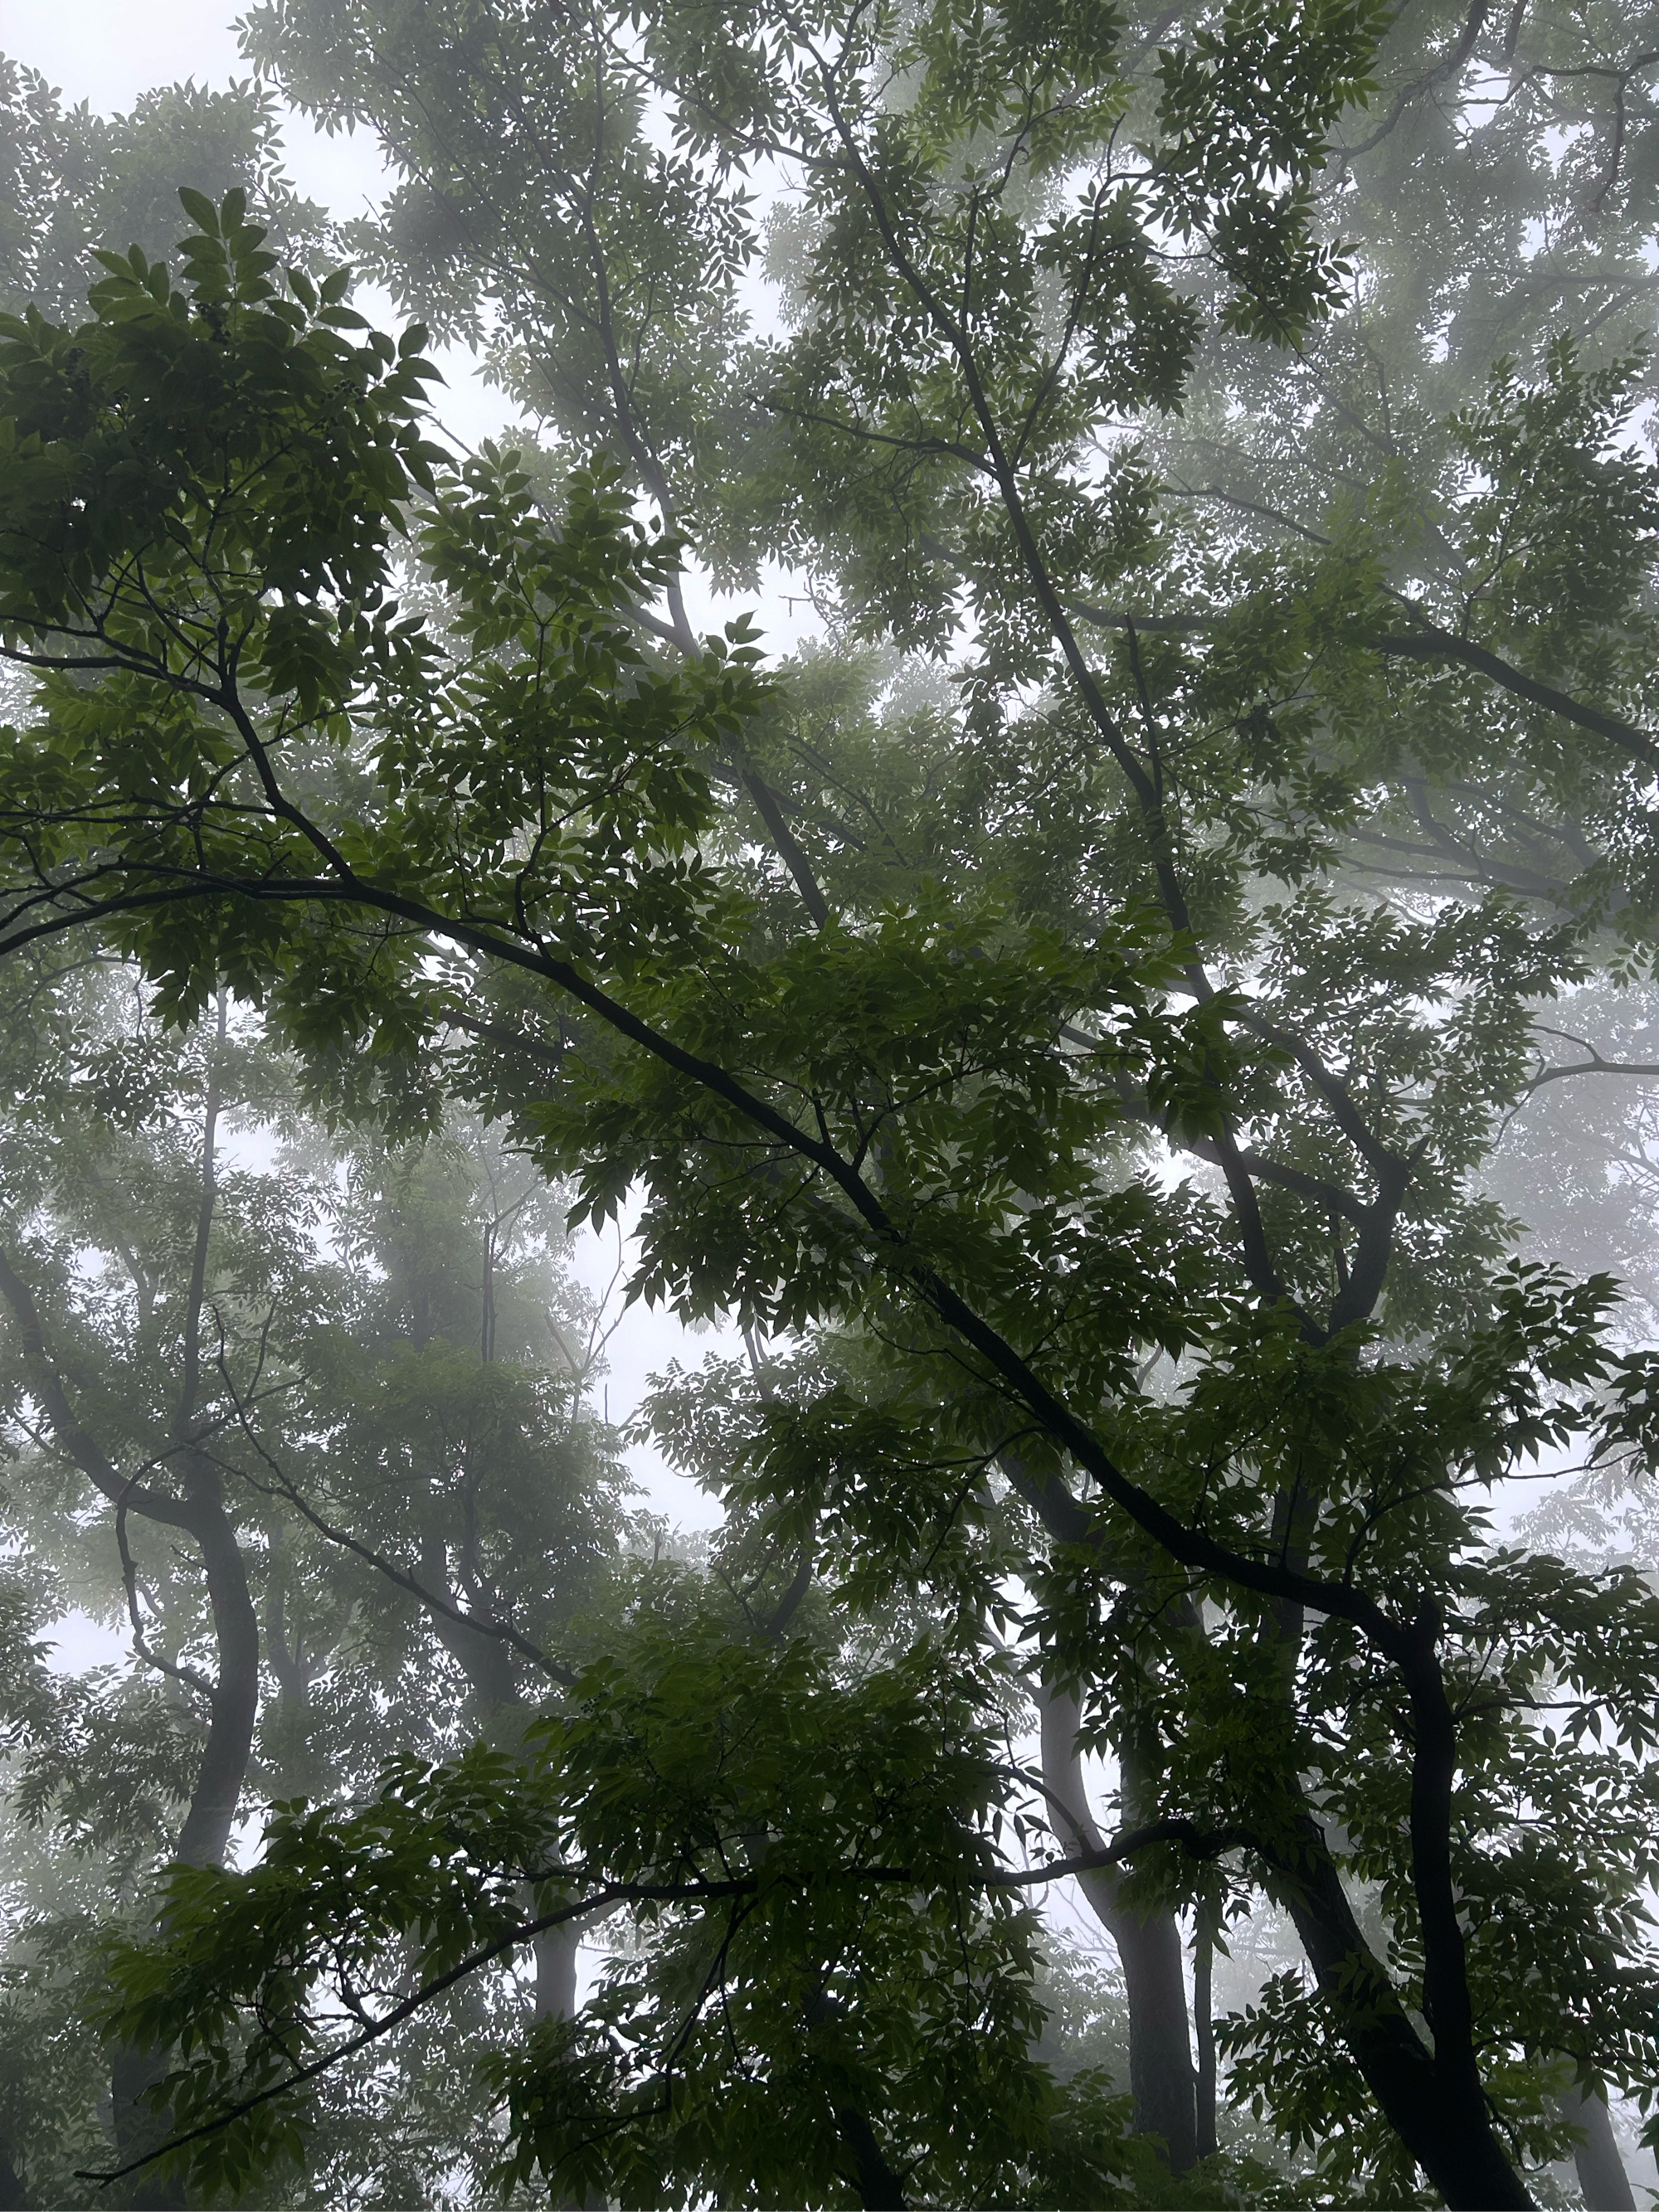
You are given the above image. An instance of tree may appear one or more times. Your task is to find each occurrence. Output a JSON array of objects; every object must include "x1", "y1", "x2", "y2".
[
  {"x1": 1, "y1": 153, "x2": 1658, "y2": 2207},
  {"x1": 0, "y1": 943, "x2": 629, "y2": 2197},
  {"x1": 0, "y1": 57, "x2": 330, "y2": 327},
  {"x1": 3, "y1": 0, "x2": 1659, "y2": 2195},
  {"x1": 263, "y1": 12, "x2": 1659, "y2": 2196}
]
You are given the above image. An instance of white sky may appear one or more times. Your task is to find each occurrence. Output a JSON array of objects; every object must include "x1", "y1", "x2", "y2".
[
  {"x1": 7, "y1": 2, "x2": 248, "y2": 115},
  {"x1": 4, "y1": 0, "x2": 531, "y2": 449}
]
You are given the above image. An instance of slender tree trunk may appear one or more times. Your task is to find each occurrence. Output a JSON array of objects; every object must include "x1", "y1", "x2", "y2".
[
  {"x1": 170, "y1": 1506, "x2": 260, "y2": 1871},
  {"x1": 833, "y1": 2104, "x2": 907, "y2": 2211},
  {"x1": 1253, "y1": 1495, "x2": 1534, "y2": 2207},
  {"x1": 111, "y1": 1497, "x2": 261, "y2": 2202},
  {"x1": 112, "y1": 1007, "x2": 262, "y2": 2205},
  {"x1": 0, "y1": 1016, "x2": 259, "y2": 2207},
  {"x1": 800, "y1": 1986, "x2": 907, "y2": 2210},
  {"x1": 108, "y1": 2050, "x2": 179, "y2": 2211},
  {"x1": 420, "y1": 1532, "x2": 521, "y2": 1706},
  {"x1": 0, "y1": 2134, "x2": 29, "y2": 2210},
  {"x1": 263, "y1": 1517, "x2": 324, "y2": 1798},
  {"x1": 1194, "y1": 1911, "x2": 1218, "y2": 2161},
  {"x1": 1011, "y1": 1463, "x2": 1531, "y2": 2205},
  {"x1": 534, "y1": 1921, "x2": 580, "y2": 2022},
  {"x1": 430, "y1": 1537, "x2": 606, "y2": 2205},
  {"x1": 530, "y1": 1918, "x2": 606, "y2": 2211},
  {"x1": 1564, "y1": 2083, "x2": 1636, "y2": 2211},
  {"x1": 1038, "y1": 1686, "x2": 1198, "y2": 2172}
]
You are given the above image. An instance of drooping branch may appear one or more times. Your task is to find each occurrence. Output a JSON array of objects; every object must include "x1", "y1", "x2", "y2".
[
  {"x1": 76, "y1": 1824, "x2": 1252, "y2": 2188},
  {"x1": 216, "y1": 1364, "x2": 576, "y2": 1689},
  {"x1": 1065, "y1": 582, "x2": 1659, "y2": 783},
  {"x1": 0, "y1": 1242, "x2": 197, "y2": 1534}
]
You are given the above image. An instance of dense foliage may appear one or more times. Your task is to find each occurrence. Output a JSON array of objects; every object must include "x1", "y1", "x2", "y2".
[{"x1": 3, "y1": 2, "x2": 1659, "y2": 2205}]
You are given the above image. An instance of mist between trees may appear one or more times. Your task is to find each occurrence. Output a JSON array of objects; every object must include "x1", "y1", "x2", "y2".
[{"x1": 10, "y1": 2, "x2": 1659, "y2": 2206}]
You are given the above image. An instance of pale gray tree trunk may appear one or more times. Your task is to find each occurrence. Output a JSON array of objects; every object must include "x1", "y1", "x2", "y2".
[
  {"x1": 1039, "y1": 1684, "x2": 1199, "y2": 2172},
  {"x1": 1564, "y1": 2084, "x2": 1636, "y2": 2211}
]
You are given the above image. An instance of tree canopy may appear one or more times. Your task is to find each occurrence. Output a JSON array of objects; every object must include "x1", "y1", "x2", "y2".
[{"x1": 3, "y1": 2, "x2": 1659, "y2": 2205}]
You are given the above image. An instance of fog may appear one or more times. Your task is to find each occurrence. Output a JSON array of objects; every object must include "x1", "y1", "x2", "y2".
[{"x1": 1, "y1": 3, "x2": 1657, "y2": 2206}]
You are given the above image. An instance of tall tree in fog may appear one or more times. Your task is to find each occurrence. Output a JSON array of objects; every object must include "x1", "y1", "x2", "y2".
[
  {"x1": 0, "y1": 950, "x2": 627, "y2": 2201},
  {"x1": 1, "y1": 0, "x2": 1659, "y2": 2204},
  {"x1": 232, "y1": 2, "x2": 1659, "y2": 2200}
]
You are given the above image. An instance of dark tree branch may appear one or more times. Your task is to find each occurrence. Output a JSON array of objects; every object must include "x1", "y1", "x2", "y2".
[
  {"x1": 78, "y1": 1828, "x2": 1251, "y2": 2189},
  {"x1": 1528, "y1": 1055, "x2": 1659, "y2": 1092},
  {"x1": 114, "y1": 1488, "x2": 216, "y2": 1701},
  {"x1": 0, "y1": 1242, "x2": 197, "y2": 1534},
  {"x1": 1334, "y1": 0, "x2": 1492, "y2": 159},
  {"x1": 1374, "y1": 630, "x2": 1659, "y2": 778},
  {"x1": 217, "y1": 1372, "x2": 577, "y2": 1689},
  {"x1": 445, "y1": 1009, "x2": 569, "y2": 1075},
  {"x1": 738, "y1": 767, "x2": 832, "y2": 928}
]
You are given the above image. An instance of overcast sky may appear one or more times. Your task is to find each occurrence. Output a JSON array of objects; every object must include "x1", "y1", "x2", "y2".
[
  {"x1": 5, "y1": 0, "x2": 533, "y2": 450},
  {"x1": 7, "y1": 2, "x2": 389, "y2": 225},
  {"x1": 10, "y1": 2, "x2": 246, "y2": 115}
]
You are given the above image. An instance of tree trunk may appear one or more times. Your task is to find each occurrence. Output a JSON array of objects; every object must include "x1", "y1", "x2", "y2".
[
  {"x1": 109, "y1": 2046, "x2": 182, "y2": 2211},
  {"x1": 0, "y1": 2135, "x2": 29, "y2": 2210},
  {"x1": 420, "y1": 1531, "x2": 520, "y2": 1708},
  {"x1": 1276, "y1": 1811, "x2": 1533, "y2": 2210},
  {"x1": 110, "y1": 1493, "x2": 260, "y2": 2205},
  {"x1": 111, "y1": 1013, "x2": 262, "y2": 2203},
  {"x1": 533, "y1": 1918, "x2": 607, "y2": 2210},
  {"x1": 534, "y1": 1920, "x2": 580, "y2": 2022},
  {"x1": 171, "y1": 1504, "x2": 260, "y2": 1872},
  {"x1": 833, "y1": 2103, "x2": 907, "y2": 2211},
  {"x1": 1013, "y1": 1462, "x2": 1531, "y2": 2205},
  {"x1": 1564, "y1": 2083, "x2": 1636, "y2": 2211},
  {"x1": 1194, "y1": 1912, "x2": 1218, "y2": 2160},
  {"x1": 1038, "y1": 1686, "x2": 1199, "y2": 2172}
]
